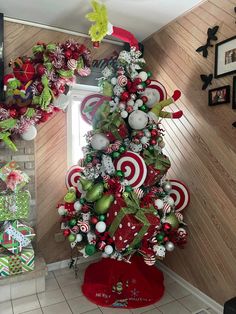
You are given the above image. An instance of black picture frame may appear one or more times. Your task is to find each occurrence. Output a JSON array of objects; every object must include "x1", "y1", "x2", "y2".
[
  {"x1": 233, "y1": 77, "x2": 236, "y2": 110},
  {"x1": 0, "y1": 13, "x2": 4, "y2": 101},
  {"x1": 215, "y1": 35, "x2": 236, "y2": 78},
  {"x1": 208, "y1": 85, "x2": 230, "y2": 106}
]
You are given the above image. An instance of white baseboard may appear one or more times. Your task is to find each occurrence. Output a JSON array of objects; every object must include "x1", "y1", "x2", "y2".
[
  {"x1": 47, "y1": 257, "x2": 223, "y2": 314},
  {"x1": 156, "y1": 262, "x2": 223, "y2": 314}
]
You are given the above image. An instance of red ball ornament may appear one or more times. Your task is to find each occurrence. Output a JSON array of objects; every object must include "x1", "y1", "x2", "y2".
[
  {"x1": 72, "y1": 52, "x2": 80, "y2": 60},
  {"x1": 65, "y1": 49, "x2": 72, "y2": 59},
  {"x1": 133, "y1": 77, "x2": 142, "y2": 85},
  {"x1": 63, "y1": 229, "x2": 71, "y2": 237},
  {"x1": 126, "y1": 105, "x2": 133, "y2": 113},
  {"x1": 163, "y1": 223, "x2": 172, "y2": 233},
  {"x1": 97, "y1": 241, "x2": 106, "y2": 250},
  {"x1": 163, "y1": 236, "x2": 169, "y2": 242},
  {"x1": 115, "y1": 193, "x2": 121, "y2": 198},
  {"x1": 151, "y1": 129, "x2": 158, "y2": 137},
  {"x1": 137, "y1": 131, "x2": 144, "y2": 138},
  {"x1": 141, "y1": 95, "x2": 148, "y2": 103},
  {"x1": 150, "y1": 139, "x2": 157, "y2": 146},
  {"x1": 90, "y1": 217, "x2": 99, "y2": 225},
  {"x1": 52, "y1": 88, "x2": 59, "y2": 97},
  {"x1": 9, "y1": 109, "x2": 18, "y2": 118},
  {"x1": 36, "y1": 64, "x2": 46, "y2": 77},
  {"x1": 18, "y1": 107, "x2": 27, "y2": 116},
  {"x1": 146, "y1": 78, "x2": 151, "y2": 85},
  {"x1": 120, "y1": 91, "x2": 130, "y2": 101}
]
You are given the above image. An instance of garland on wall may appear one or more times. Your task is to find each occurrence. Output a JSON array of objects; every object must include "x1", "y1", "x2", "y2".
[{"x1": 0, "y1": 40, "x2": 91, "y2": 151}]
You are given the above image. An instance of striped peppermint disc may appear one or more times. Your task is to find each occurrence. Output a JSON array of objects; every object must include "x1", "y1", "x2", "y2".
[
  {"x1": 169, "y1": 179, "x2": 190, "y2": 212},
  {"x1": 80, "y1": 94, "x2": 111, "y2": 125},
  {"x1": 114, "y1": 151, "x2": 147, "y2": 188},
  {"x1": 148, "y1": 80, "x2": 167, "y2": 103},
  {"x1": 65, "y1": 166, "x2": 82, "y2": 191}
]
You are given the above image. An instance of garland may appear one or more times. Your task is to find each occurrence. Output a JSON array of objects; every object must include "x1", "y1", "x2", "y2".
[{"x1": 0, "y1": 39, "x2": 91, "y2": 150}]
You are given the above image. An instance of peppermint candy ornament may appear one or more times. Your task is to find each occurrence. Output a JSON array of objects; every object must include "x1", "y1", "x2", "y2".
[
  {"x1": 65, "y1": 166, "x2": 82, "y2": 191},
  {"x1": 67, "y1": 59, "x2": 77, "y2": 70},
  {"x1": 117, "y1": 75, "x2": 128, "y2": 87},
  {"x1": 114, "y1": 151, "x2": 147, "y2": 188},
  {"x1": 143, "y1": 255, "x2": 156, "y2": 266},
  {"x1": 169, "y1": 179, "x2": 190, "y2": 212},
  {"x1": 78, "y1": 221, "x2": 90, "y2": 233}
]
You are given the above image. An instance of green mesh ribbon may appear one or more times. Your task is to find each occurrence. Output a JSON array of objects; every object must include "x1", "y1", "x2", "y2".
[
  {"x1": 143, "y1": 149, "x2": 171, "y2": 171},
  {"x1": 108, "y1": 193, "x2": 156, "y2": 250},
  {"x1": 96, "y1": 111, "x2": 125, "y2": 140},
  {"x1": 0, "y1": 190, "x2": 31, "y2": 222}
]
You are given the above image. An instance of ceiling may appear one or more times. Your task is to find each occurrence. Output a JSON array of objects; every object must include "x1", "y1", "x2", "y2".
[{"x1": 1, "y1": 0, "x2": 204, "y2": 41}]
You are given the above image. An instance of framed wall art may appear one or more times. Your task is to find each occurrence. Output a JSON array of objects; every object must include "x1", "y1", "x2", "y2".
[
  {"x1": 233, "y1": 76, "x2": 236, "y2": 110},
  {"x1": 208, "y1": 85, "x2": 230, "y2": 106},
  {"x1": 215, "y1": 36, "x2": 236, "y2": 78}
]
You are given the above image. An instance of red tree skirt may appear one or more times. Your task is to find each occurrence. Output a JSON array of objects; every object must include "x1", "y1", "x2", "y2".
[{"x1": 82, "y1": 255, "x2": 165, "y2": 309}]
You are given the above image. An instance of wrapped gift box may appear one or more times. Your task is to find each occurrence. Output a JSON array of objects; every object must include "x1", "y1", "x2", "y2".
[
  {"x1": 0, "y1": 220, "x2": 35, "y2": 254},
  {"x1": 107, "y1": 194, "x2": 160, "y2": 252},
  {"x1": 0, "y1": 190, "x2": 31, "y2": 222},
  {"x1": 0, "y1": 246, "x2": 34, "y2": 277}
]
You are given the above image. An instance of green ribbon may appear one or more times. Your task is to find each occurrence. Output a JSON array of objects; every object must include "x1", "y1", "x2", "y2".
[
  {"x1": 0, "y1": 132, "x2": 17, "y2": 152},
  {"x1": 96, "y1": 111, "x2": 124, "y2": 140},
  {"x1": 143, "y1": 149, "x2": 171, "y2": 171},
  {"x1": 108, "y1": 192, "x2": 156, "y2": 250}
]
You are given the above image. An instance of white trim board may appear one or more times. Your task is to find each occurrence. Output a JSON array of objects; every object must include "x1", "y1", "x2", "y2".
[
  {"x1": 157, "y1": 262, "x2": 223, "y2": 314},
  {"x1": 47, "y1": 257, "x2": 223, "y2": 313}
]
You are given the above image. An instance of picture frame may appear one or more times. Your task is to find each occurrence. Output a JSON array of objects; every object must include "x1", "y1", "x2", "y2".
[
  {"x1": 215, "y1": 36, "x2": 236, "y2": 78},
  {"x1": 208, "y1": 85, "x2": 230, "y2": 106},
  {"x1": 233, "y1": 77, "x2": 236, "y2": 110}
]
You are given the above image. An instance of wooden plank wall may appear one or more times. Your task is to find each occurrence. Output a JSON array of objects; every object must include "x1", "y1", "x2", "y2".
[{"x1": 143, "y1": 0, "x2": 236, "y2": 305}]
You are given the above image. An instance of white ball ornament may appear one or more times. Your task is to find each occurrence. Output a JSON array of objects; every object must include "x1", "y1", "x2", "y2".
[
  {"x1": 121, "y1": 111, "x2": 128, "y2": 119},
  {"x1": 91, "y1": 134, "x2": 109, "y2": 150},
  {"x1": 138, "y1": 71, "x2": 148, "y2": 82},
  {"x1": 74, "y1": 201, "x2": 82, "y2": 212},
  {"x1": 135, "y1": 99, "x2": 143, "y2": 107},
  {"x1": 21, "y1": 125, "x2": 37, "y2": 141},
  {"x1": 128, "y1": 110, "x2": 148, "y2": 130},
  {"x1": 119, "y1": 102, "x2": 126, "y2": 110},
  {"x1": 76, "y1": 234, "x2": 83, "y2": 242},
  {"x1": 95, "y1": 221, "x2": 106, "y2": 233},
  {"x1": 165, "y1": 241, "x2": 175, "y2": 252},
  {"x1": 154, "y1": 199, "x2": 164, "y2": 209},
  {"x1": 104, "y1": 245, "x2": 114, "y2": 255},
  {"x1": 140, "y1": 136, "x2": 148, "y2": 144},
  {"x1": 58, "y1": 206, "x2": 66, "y2": 216},
  {"x1": 111, "y1": 77, "x2": 117, "y2": 85},
  {"x1": 127, "y1": 99, "x2": 134, "y2": 106}
]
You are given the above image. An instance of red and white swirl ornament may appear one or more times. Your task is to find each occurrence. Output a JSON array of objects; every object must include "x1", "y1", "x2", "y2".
[
  {"x1": 148, "y1": 80, "x2": 167, "y2": 103},
  {"x1": 143, "y1": 255, "x2": 156, "y2": 266},
  {"x1": 117, "y1": 75, "x2": 128, "y2": 87},
  {"x1": 114, "y1": 151, "x2": 147, "y2": 188},
  {"x1": 65, "y1": 166, "x2": 82, "y2": 191},
  {"x1": 169, "y1": 179, "x2": 190, "y2": 212},
  {"x1": 78, "y1": 221, "x2": 90, "y2": 233}
]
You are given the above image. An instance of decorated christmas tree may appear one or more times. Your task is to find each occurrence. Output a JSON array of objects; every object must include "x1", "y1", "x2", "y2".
[{"x1": 57, "y1": 2, "x2": 190, "y2": 308}]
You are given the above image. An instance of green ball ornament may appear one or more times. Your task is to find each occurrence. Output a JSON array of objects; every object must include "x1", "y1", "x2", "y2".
[
  {"x1": 119, "y1": 146, "x2": 126, "y2": 153},
  {"x1": 156, "y1": 233, "x2": 165, "y2": 242},
  {"x1": 68, "y1": 234, "x2": 76, "y2": 242},
  {"x1": 85, "y1": 244, "x2": 96, "y2": 256},
  {"x1": 148, "y1": 145, "x2": 154, "y2": 152},
  {"x1": 68, "y1": 219, "x2": 77, "y2": 227},
  {"x1": 125, "y1": 186, "x2": 133, "y2": 192},
  {"x1": 148, "y1": 125, "x2": 153, "y2": 130},
  {"x1": 112, "y1": 151, "x2": 120, "y2": 158},
  {"x1": 85, "y1": 183, "x2": 104, "y2": 202},
  {"x1": 79, "y1": 198, "x2": 86, "y2": 204},
  {"x1": 86, "y1": 155, "x2": 93, "y2": 163},
  {"x1": 99, "y1": 214, "x2": 106, "y2": 221},
  {"x1": 140, "y1": 105, "x2": 148, "y2": 112},
  {"x1": 95, "y1": 194, "x2": 114, "y2": 214},
  {"x1": 164, "y1": 213, "x2": 179, "y2": 229},
  {"x1": 79, "y1": 177, "x2": 93, "y2": 191},
  {"x1": 147, "y1": 71, "x2": 152, "y2": 78},
  {"x1": 141, "y1": 82, "x2": 146, "y2": 88},
  {"x1": 116, "y1": 170, "x2": 124, "y2": 177}
]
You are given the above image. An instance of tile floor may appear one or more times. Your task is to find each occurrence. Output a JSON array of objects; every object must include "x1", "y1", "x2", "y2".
[{"x1": 0, "y1": 262, "x2": 220, "y2": 314}]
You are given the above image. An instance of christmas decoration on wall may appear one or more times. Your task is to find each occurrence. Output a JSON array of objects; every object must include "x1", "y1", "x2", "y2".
[
  {"x1": 196, "y1": 26, "x2": 219, "y2": 58},
  {"x1": 57, "y1": 0, "x2": 190, "y2": 273},
  {"x1": 0, "y1": 40, "x2": 91, "y2": 150},
  {"x1": 200, "y1": 73, "x2": 213, "y2": 90},
  {"x1": 0, "y1": 161, "x2": 35, "y2": 277}
]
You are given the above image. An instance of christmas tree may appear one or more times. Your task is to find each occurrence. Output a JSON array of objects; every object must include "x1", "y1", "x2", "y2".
[{"x1": 58, "y1": 1, "x2": 190, "y2": 266}]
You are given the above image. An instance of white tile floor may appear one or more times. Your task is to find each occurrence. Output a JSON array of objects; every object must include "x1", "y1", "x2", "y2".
[{"x1": 0, "y1": 262, "x2": 219, "y2": 314}]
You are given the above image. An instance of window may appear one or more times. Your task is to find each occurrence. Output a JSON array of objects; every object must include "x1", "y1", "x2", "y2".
[{"x1": 67, "y1": 84, "x2": 99, "y2": 167}]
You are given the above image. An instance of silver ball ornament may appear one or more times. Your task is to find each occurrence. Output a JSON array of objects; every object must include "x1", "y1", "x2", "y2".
[
  {"x1": 104, "y1": 245, "x2": 113, "y2": 255},
  {"x1": 163, "y1": 181, "x2": 172, "y2": 193},
  {"x1": 74, "y1": 201, "x2": 82, "y2": 212},
  {"x1": 128, "y1": 110, "x2": 148, "y2": 130},
  {"x1": 165, "y1": 241, "x2": 175, "y2": 252},
  {"x1": 91, "y1": 134, "x2": 110, "y2": 150}
]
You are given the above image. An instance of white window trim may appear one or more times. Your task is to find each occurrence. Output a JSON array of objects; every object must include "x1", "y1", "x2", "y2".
[{"x1": 67, "y1": 84, "x2": 100, "y2": 167}]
